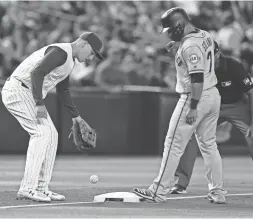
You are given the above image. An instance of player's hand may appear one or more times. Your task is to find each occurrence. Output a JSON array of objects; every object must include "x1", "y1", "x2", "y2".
[
  {"x1": 246, "y1": 124, "x2": 253, "y2": 138},
  {"x1": 186, "y1": 109, "x2": 197, "y2": 125},
  {"x1": 36, "y1": 105, "x2": 47, "y2": 119}
]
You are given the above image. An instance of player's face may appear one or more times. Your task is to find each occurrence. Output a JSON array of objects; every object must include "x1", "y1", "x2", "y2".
[
  {"x1": 77, "y1": 43, "x2": 95, "y2": 63},
  {"x1": 165, "y1": 16, "x2": 185, "y2": 42}
]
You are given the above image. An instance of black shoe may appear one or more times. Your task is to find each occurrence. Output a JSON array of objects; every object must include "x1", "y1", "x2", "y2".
[
  {"x1": 133, "y1": 188, "x2": 155, "y2": 201},
  {"x1": 169, "y1": 184, "x2": 187, "y2": 194}
]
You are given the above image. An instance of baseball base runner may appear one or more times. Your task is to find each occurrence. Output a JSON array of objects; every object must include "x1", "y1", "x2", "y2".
[
  {"x1": 171, "y1": 42, "x2": 253, "y2": 194},
  {"x1": 133, "y1": 7, "x2": 226, "y2": 204}
]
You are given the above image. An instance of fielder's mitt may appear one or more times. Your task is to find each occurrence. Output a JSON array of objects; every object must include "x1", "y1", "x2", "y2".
[{"x1": 69, "y1": 119, "x2": 97, "y2": 151}]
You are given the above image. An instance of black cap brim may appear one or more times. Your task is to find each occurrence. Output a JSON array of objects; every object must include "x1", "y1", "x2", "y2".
[
  {"x1": 79, "y1": 31, "x2": 104, "y2": 60},
  {"x1": 94, "y1": 50, "x2": 104, "y2": 60}
]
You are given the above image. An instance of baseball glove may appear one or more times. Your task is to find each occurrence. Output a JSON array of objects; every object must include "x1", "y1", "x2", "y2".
[{"x1": 69, "y1": 119, "x2": 97, "y2": 151}]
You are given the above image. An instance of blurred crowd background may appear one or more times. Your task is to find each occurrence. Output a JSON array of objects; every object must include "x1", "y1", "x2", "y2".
[{"x1": 0, "y1": 1, "x2": 252, "y2": 90}]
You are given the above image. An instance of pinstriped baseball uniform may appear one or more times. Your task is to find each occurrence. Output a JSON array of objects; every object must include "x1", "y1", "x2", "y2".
[
  {"x1": 148, "y1": 29, "x2": 225, "y2": 201},
  {"x1": 1, "y1": 43, "x2": 75, "y2": 192},
  {"x1": 11, "y1": 43, "x2": 74, "y2": 99}
]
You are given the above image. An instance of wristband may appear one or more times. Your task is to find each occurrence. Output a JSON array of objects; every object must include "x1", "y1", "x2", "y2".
[
  {"x1": 190, "y1": 98, "x2": 199, "y2": 109},
  {"x1": 36, "y1": 100, "x2": 45, "y2": 106}
]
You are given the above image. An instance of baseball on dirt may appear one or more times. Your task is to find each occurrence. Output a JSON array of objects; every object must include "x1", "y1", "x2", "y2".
[{"x1": 90, "y1": 175, "x2": 99, "y2": 184}]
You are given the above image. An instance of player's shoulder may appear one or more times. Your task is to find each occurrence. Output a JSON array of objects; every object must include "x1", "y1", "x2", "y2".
[
  {"x1": 47, "y1": 43, "x2": 71, "y2": 54},
  {"x1": 181, "y1": 30, "x2": 207, "y2": 50},
  {"x1": 183, "y1": 29, "x2": 208, "y2": 41},
  {"x1": 46, "y1": 44, "x2": 68, "y2": 57},
  {"x1": 43, "y1": 44, "x2": 68, "y2": 66},
  {"x1": 47, "y1": 43, "x2": 69, "y2": 51},
  {"x1": 181, "y1": 41, "x2": 202, "y2": 57}
]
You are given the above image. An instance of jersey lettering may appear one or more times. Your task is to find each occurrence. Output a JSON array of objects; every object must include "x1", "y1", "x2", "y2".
[
  {"x1": 202, "y1": 37, "x2": 212, "y2": 52},
  {"x1": 174, "y1": 30, "x2": 217, "y2": 93}
]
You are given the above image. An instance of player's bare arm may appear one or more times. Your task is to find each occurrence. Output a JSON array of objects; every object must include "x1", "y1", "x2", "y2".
[
  {"x1": 31, "y1": 46, "x2": 67, "y2": 119},
  {"x1": 187, "y1": 73, "x2": 204, "y2": 124}
]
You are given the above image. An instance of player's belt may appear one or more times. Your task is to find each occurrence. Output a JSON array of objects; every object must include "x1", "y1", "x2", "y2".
[
  {"x1": 7, "y1": 77, "x2": 29, "y2": 89},
  {"x1": 20, "y1": 82, "x2": 29, "y2": 89}
]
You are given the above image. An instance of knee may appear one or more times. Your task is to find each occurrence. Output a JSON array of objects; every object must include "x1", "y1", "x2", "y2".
[
  {"x1": 198, "y1": 138, "x2": 218, "y2": 152},
  {"x1": 38, "y1": 125, "x2": 58, "y2": 140},
  {"x1": 164, "y1": 134, "x2": 187, "y2": 153}
]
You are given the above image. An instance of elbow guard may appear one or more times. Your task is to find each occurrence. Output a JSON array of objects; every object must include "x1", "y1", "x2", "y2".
[{"x1": 191, "y1": 73, "x2": 204, "y2": 83}]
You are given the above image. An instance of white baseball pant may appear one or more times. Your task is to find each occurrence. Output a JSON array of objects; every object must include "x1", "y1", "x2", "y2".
[
  {"x1": 1, "y1": 77, "x2": 58, "y2": 192},
  {"x1": 148, "y1": 86, "x2": 225, "y2": 202}
]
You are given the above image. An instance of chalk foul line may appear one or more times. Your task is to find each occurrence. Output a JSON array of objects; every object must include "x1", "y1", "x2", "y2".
[{"x1": 0, "y1": 192, "x2": 253, "y2": 210}]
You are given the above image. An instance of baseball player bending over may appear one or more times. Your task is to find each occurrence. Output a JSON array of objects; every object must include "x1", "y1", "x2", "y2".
[
  {"x1": 170, "y1": 42, "x2": 253, "y2": 194},
  {"x1": 133, "y1": 7, "x2": 226, "y2": 204},
  {"x1": 1, "y1": 32, "x2": 103, "y2": 202}
]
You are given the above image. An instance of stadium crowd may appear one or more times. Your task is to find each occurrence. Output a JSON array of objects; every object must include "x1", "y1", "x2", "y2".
[{"x1": 0, "y1": 1, "x2": 252, "y2": 90}]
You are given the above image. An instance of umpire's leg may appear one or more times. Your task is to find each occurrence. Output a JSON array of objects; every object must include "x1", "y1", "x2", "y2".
[{"x1": 221, "y1": 101, "x2": 253, "y2": 159}]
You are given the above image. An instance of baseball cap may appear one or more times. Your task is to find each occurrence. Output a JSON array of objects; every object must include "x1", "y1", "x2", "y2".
[{"x1": 79, "y1": 31, "x2": 104, "y2": 60}]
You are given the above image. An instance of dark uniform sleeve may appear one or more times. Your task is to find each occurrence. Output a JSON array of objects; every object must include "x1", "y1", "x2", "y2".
[
  {"x1": 56, "y1": 76, "x2": 80, "y2": 118},
  {"x1": 234, "y1": 58, "x2": 253, "y2": 93},
  {"x1": 31, "y1": 46, "x2": 67, "y2": 106}
]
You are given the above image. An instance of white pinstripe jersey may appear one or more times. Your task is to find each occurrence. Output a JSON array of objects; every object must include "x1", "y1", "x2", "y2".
[
  {"x1": 174, "y1": 29, "x2": 217, "y2": 93},
  {"x1": 11, "y1": 43, "x2": 75, "y2": 98}
]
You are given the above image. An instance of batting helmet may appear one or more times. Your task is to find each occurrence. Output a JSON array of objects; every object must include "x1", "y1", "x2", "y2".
[{"x1": 161, "y1": 7, "x2": 191, "y2": 42}]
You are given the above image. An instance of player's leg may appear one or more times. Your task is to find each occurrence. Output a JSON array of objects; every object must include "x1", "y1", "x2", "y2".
[
  {"x1": 1, "y1": 88, "x2": 52, "y2": 202},
  {"x1": 220, "y1": 101, "x2": 253, "y2": 159},
  {"x1": 195, "y1": 93, "x2": 226, "y2": 204},
  {"x1": 172, "y1": 117, "x2": 226, "y2": 194},
  {"x1": 38, "y1": 115, "x2": 58, "y2": 191},
  {"x1": 148, "y1": 94, "x2": 197, "y2": 201},
  {"x1": 37, "y1": 117, "x2": 65, "y2": 201},
  {"x1": 171, "y1": 137, "x2": 199, "y2": 193},
  {"x1": 133, "y1": 94, "x2": 202, "y2": 202},
  {"x1": 133, "y1": 88, "x2": 222, "y2": 202}
]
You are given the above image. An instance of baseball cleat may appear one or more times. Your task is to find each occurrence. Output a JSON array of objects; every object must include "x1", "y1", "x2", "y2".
[
  {"x1": 207, "y1": 190, "x2": 226, "y2": 204},
  {"x1": 43, "y1": 190, "x2": 65, "y2": 201},
  {"x1": 17, "y1": 190, "x2": 51, "y2": 202},
  {"x1": 133, "y1": 188, "x2": 155, "y2": 202},
  {"x1": 170, "y1": 184, "x2": 187, "y2": 194}
]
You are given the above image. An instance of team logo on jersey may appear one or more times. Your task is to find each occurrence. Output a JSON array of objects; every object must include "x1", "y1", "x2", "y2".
[
  {"x1": 188, "y1": 53, "x2": 200, "y2": 64},
  {"x1": 243, "y1": 78, "x2": 252, "y2": 86},
  {"x1": 221, "y1": 81, "x2": 231, "y2": 87}
]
